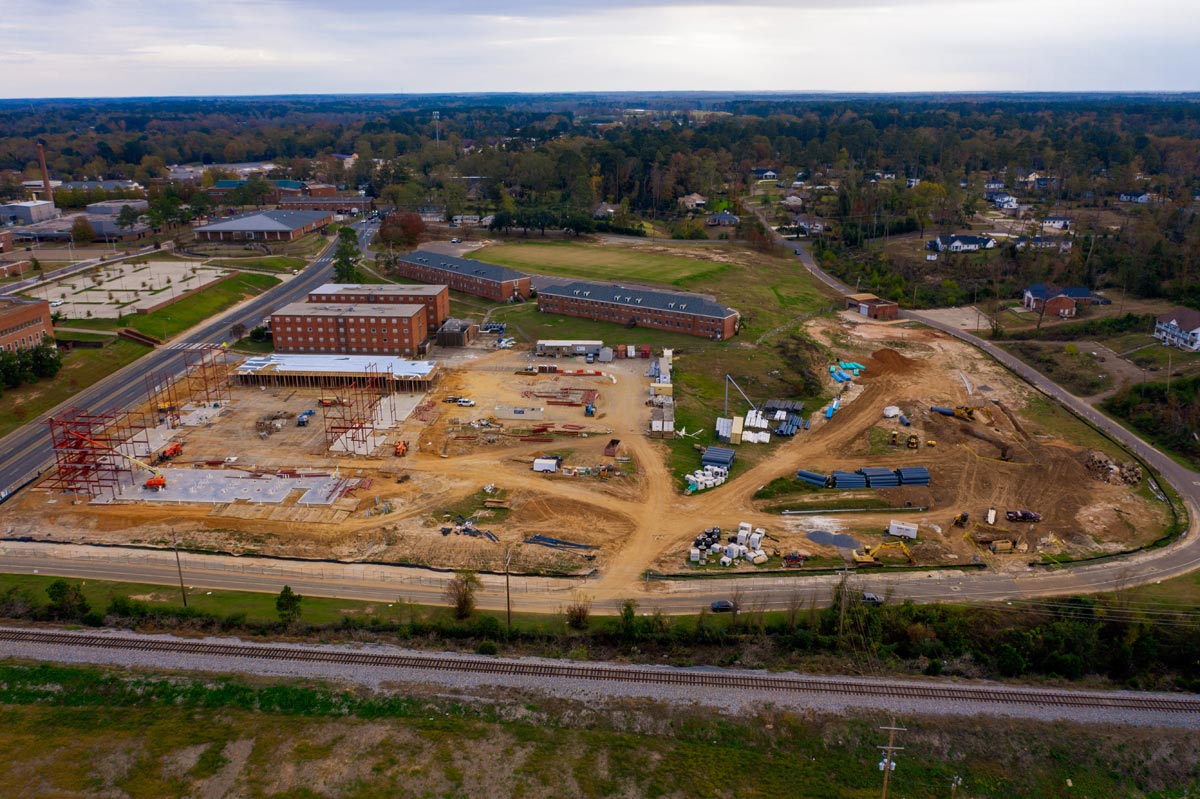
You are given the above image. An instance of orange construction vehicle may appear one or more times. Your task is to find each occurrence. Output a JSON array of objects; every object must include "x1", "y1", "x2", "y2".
[
  {"x1": 394, "y1": 440, "x2": 409, "y2": 457},
  {"x1": 158, "y1": 442, "x2": 183, "y2": 460}
]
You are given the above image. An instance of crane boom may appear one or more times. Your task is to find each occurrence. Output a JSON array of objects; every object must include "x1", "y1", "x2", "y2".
[{"x1": 59, "y1": 427, "x2": 166, "y2": 489}]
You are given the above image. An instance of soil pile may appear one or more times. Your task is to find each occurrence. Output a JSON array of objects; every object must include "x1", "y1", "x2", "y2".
[{"x1": 867, "y1": 347, "x2": 918, "y2": 376}]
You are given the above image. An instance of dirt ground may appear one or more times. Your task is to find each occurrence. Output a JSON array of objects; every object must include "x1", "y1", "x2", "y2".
[{"x1": 13, "y1": 313, "x2": 1169, "y2": 594}]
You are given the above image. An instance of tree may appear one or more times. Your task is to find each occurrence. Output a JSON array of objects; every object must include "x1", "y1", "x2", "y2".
[
  {"x1": 70, "y1": 216, "x2": 95, "y2": 243},
  {"x1": 27, "y1": 343, "x2": 61, "y2": 379},
  {"x1": 445, "y1": 571, "x2": 481, "y2": 620},
  {"x1": 275, "y1": 585, "x2": 302, "y2": 623},
  {"x1": 332, "y1": 226, "x2": 362, "y2": 282},
  {"x1": 565, "y1": 598, "x2": 591, "y2": 630},
  {"x1": 116, "y1": 204, "x2": 140, "y2": 232},
  {"x1": 46, "y1": 579, "x2": 90, "y2": 621},
  {"x1": 229, "y1": 322, "x2": 247, "y2": 341},
  {"x1": 379, "y1": 212, "x2": 425, "y2": 249}
]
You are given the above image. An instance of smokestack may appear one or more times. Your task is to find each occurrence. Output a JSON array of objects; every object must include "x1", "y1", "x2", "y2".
[{"x1": 36, "y1": 143, "x2": 54, "y2": 205}]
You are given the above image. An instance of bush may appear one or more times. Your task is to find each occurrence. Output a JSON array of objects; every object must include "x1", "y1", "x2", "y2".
[
  {"x1": 476, "y1": 640, "x2": 499, "y2": 656},
  {"x1": 565, "y1": 600, "x2": 591, "y2": 631},
  {"x1": 446, "y1": 571, "x2": 481, "y2": 620}
]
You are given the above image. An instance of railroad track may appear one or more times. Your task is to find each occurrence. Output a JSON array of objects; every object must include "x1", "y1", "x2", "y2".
[{"x1": 3, "y1": 627, "x2": 1197, "y2": 715}]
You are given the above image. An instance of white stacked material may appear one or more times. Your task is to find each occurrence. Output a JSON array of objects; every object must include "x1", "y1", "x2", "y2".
[
  {"x1": 720, "y1": 556, "x2": 733, "y2": 566},
  {"x1": 724, "y1": 543, "x2": 739, "y2": 559},
  {"x1": 775, "y1": 410, "x2": 788, "y2": 421},
  {"x1": 754, "y1": 527, "x2": 766, "y2": 536},
  {"x1": 749, "y1": 532, "x2": 763, "y2": 550},
  {"x1": 751, "y1": 552, "x2": 769, "y2": 565},
  {"x1": 715, "y1": 417, "x2": 733, "y2": 439},
  {"x1": 883, "y1": 406, "x2": 901, "y2": 418},
  {"x1": 690, "y1": 548, "x2": 701, "y2": 562},
  {"x1": 738, "y1": 522, "x2": 752, "y2": 535},
  {"x1": 737, "y1": 527, "x2": 749, "y2": 545},
  {"x1": 737, "y1": 544, "x2": 749, "y2": 558}
]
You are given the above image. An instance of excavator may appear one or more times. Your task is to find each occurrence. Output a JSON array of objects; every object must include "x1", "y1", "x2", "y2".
[
  {"x1": 954, "y1": 405, "x2": 995, "y2": 424},
  {"x1": 851, "y1": 540, "x2": 914, "y2": 566},
  {"x1": 60, "y1": 427, "x2": 168, "y2": 490}
]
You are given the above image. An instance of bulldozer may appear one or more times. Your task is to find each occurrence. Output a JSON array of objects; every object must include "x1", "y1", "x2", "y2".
[
  {"x1": 890, "y1": 430, "x2": 899, "y2": 447},
  {"x1": 954, "y1": 405, "x2": 995, "y2": 424},
  {"x1": 852, "y1": 540, "x2": 914, "y2": 566},
  {"x1": 906, "y1": 434, "x2": 919, "y2": 449},
  {"x1": 953, "y1": 512, "x2": 969, "y2": 528}
]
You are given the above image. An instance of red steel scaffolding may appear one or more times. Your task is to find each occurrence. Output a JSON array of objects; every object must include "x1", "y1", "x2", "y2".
[
  {"x1": 321, "y1": 362, "x2": 396, "y2": 453},
  {"x1": 47, "y1": 407, "x2": 152, "y2": 499}
]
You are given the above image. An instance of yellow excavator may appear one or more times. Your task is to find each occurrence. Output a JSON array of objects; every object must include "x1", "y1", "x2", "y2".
[
  {"x1": 852, "y1": 540, "x2": 914, "y2": 566},
  {"x1": 954, "y1": 405, "x2": 995, "y2": 424}
]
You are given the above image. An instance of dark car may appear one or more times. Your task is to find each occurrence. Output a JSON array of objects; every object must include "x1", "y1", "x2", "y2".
[
  {"x1": 861, "y1": 592, "x2": 885, "y2": 607},
  {"x1": 710, "y1": 599, "x2": 736, "y2": 613}
]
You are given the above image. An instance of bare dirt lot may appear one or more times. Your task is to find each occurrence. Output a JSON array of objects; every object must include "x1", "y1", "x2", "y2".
[{"x1": 13, "y1": 313, "x2": 1169, "y2": 595}]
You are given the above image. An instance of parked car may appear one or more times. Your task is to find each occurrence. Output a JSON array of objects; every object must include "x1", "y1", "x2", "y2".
[
  {"x1": 710, "y1": 599, "x2": 737, "y2": 613},
  {"x1": 456, "y1": 398, "x2": 476, "y2": 407},
  {"x1": 450, "y1": 237, "x2": 462, "y2": 243},
  {"x1": 442, "y1": 396, "x2": 460, "y2": 404}
]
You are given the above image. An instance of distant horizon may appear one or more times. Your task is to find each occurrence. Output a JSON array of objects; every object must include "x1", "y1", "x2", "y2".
[
  {"x1": 3, "y1": 0, "x2": 1196, "y2": 98},
  {"x1": 3, "y1": 89, "x2": 1199, "y2": 104}
]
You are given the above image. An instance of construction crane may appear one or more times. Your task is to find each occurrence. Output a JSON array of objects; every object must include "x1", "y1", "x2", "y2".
[
  {"x1": 852, "y1": 540, "x2": 914, "y2": 566},
  {"x1": 59, "y1": 427, "x2": 167, "y2": 490}
]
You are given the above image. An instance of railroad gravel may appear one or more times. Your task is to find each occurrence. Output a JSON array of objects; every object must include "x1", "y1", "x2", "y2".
[{"x1": 3, "y1": 626, "x2": 1197, "y2": 729}]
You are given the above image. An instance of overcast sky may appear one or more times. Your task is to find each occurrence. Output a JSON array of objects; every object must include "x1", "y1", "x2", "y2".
[{"x1": 2, "y1": 0, "x2": 1197, "y2": 98}]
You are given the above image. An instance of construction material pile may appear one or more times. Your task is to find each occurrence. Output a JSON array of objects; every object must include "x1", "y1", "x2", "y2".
[
  {"x1": 689, "y1": 522, "x2": 770, "y2": 566},
  {"x1": 797, "y1": 465, "x2": 931, "y2": 489},
  {"x1": 686, "y1": 464, "x2": 729, "y2": 492},
  {"x1": 1083, "y1": 450, "x2": 1143, "y2": 485}
]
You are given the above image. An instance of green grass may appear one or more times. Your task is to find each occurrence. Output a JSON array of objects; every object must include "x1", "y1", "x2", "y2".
[
  {"x1": 52, "y1": 331, "x2": 116, "y2": 343},
  {"x1": 1004, "y1": 342, "x2": 1114, "y2": 396},
  {"x1": 69, "y1": 272, "x2": 280, "y2": 340},
  {"x1": 1104, "y1": 332, "x2": 1158, "y2": 354},
  {"x1": 229, "y1": 338, "x2": 275, "y2": 355},
  {"x1": 0, "y1": 339, "x2": 150, "y2": 439},
  {"x1": 210, "y1": 256, "x2": 306, "y2": 272},
  {"x1": 0, "y1": 663, "x2": 1194, "y2": 798},
  {"x1": 472, "y1": 240, "x2": 731, "y2": 286},
  {"x1": 1021, "y1": 393, "x2": 1126, "y2": 460}
]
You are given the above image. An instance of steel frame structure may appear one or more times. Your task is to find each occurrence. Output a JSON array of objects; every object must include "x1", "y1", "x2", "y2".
[
  {"x1": 47, "y1": 407, "x2": 151, "y2": 499},
  {"x1": 320, "y1": 363, "x2": 396, "y2": 453}
]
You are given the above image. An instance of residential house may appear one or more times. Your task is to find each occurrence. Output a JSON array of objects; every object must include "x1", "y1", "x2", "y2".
[
  {"x1": 1154, "y1": 308, "x2": 1200, "y2": 351},
  {"x1": 984, "y1": 178, "x2": 1006, "y2": 190},
  {"x1": 781, "y1": 195, "x2": 805, "y2": 210},
  {"x1": 1119, "y1": 190, "x2": 1152, "y2": 204},
  {"x1": 750, "y1": 168, "x2": 778, "y2": 182},
  {"x1": 906, "y1": 177, "x2": 922, "y2": 188},
  {"x1": 1042, "y1": 216, "x2": 1071, "y2": 230},
  {"x1": 1023, "y1": 284, "x2": 1093, "y2": 318},
  {"x1": 929, "y1": 234, "x2": 997, "y2": 253},
  {"x1": 707, "y1": 210, "x2": 740, "y2": 227},
  {"x1": 332, "y1": 153, "x2": 358, "y2": 170},
  {"x1": 678, "y1": 193, "x2": 707, "y2": 211},
  {"x1": 592, "y1": 202, "x2": 618, "y2": 219},
  {"x1": 989, "y1": 192, "x2": 1019, "y2": 210},
  {"x1": 1016, "y1": 236, "x2": 1073, "y2": 253}
]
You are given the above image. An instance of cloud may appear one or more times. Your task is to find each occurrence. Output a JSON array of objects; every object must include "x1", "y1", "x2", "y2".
[{"x1": 0, "y1": 0, "x2": 1197, "y2": 96}]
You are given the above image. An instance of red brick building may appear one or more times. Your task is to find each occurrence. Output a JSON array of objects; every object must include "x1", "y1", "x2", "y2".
[
  {"x1": 537, "y1": 281, "x2": 739, "y2": 340},
  {"x1": 844, "y1": 293, "x2": 899, "y2": 321},
  {"x1": 0, "y1": 297, "x2": 53, "y2": 352},
  {"x1": 270, "y1": 302, "x2": 428, "y2": 356},
  {"x1": 308, "y1": 283, "x2": 449, "y2": 333},
  {"x1": 194, "y1": 210, "x2": 332, "y2": 242},
  {"x1": 276, "y1": 197, "x2": 372, "y2": 213},
  {"x1": 0, "y1": 229, "x2": 12, "y2": 253},
  {"x1": 396, "y1": 251, "x2": 530, "y2": 302}
]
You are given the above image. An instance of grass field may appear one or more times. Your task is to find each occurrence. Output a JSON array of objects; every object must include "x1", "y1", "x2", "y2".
[
  {"x1": 1004, "y1": 342, "x2": 1115, "y2": 397},
  {"x1": 0, "y1": 339, "x2": 149, "y2": 439},
  {"x1": 210, "y1": 256, "x2": 305, "y2": 272},
  {"x1": 473, "y1": 240, "x2": 732, "y2": 287},
  {"x1": 69, "y1": 272, "x2": 280, "y2": 340},
  {"x1": 0, "y1": 661, "x2": 1193, "y2": 797}
]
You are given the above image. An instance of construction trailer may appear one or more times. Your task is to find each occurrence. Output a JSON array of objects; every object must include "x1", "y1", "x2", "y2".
[
  {"x1": 532, "y1": 458, "x2": 559, "y2": 473},
  {"x1": 535, "y1": 340, "x2": 604, "y2": 357},
  {"x1": 887, "y1": 520, "x2": 919, "y2": 539}
]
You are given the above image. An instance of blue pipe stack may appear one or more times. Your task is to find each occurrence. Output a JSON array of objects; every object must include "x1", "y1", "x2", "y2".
[
  {"x1": 796, "y1": 469, "x2": 830, "y2": 487},
  {"x1": 858, "y1": 467, "x2": 900, "y2": 488},
  {"x1": 895, "y1": 466, "x2": 931, "y2": 486}
]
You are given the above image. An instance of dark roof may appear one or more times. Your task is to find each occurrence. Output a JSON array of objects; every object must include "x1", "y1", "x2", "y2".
[
  {"x1": 58, "y1": 180, "x2": 140, "y2": 191},
  {"x1": 399, "y1": 250, "x2": 527, "y2": 283},
  {"x1": 1026, "y1": 283, "x2": 1089, "y2": 300},
  {"x1": 540, "y1": 280, "x2": 737, "y2": 320},
  {"x1": 194, "y1": 210, "x2": 331, "y2": 233},
  {"x1": 1158, "y1": 308, "x2": 1200, "y2": 331},
  {"x1": 213, "y1": 179, "x2": 245, "y2": 189},
  {"x1": 938, "y1": 234, "x2": 994, "y2": 246}
]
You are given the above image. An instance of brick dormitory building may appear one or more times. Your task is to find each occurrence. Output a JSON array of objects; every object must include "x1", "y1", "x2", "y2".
[
  {"x1": 0, "y1": 297, "x2": 53, "y2": 352},
  {"x1": 396, "y1": 251, "x2": 531, "y2": 302},
  {"x1": 269, "y1": 302, "x2": 428, "y2": 357},
  {"x1": 537, "y1": 281, "x2": 739, "y2": 340},
  {"x1": 307, "y1": 283, "x2": 450, "y2": 333}
]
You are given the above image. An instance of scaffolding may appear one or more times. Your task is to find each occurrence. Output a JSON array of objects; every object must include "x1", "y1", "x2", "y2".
[
  {"x1": 47, "y1": 407, "x2": 152, "y2": 499},
  {"x1": 144, "y1": 368, "x2": 183, "y2": 429},
  {"x1": 321, "y1": 363, "x2": 397, "y2": 455},
  {"x1": 184, "y1": 347, "x2": 231, "y2": 406}
]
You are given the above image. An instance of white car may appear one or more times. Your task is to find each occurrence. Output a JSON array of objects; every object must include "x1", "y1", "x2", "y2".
[
  {"x1": 50, "y1": 300, "x2": 64, "y2": 307},
  {"x1": 450, "y1": 237, "x2": 462, "y2": 244},
  {"x1": 456, "y1": 398, "x2": 476, "y2": 407}
]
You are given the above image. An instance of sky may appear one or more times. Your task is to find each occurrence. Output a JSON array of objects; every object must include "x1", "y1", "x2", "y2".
[{"x1": 2, "y1": 0, "x2": 1198, "y2": 98}]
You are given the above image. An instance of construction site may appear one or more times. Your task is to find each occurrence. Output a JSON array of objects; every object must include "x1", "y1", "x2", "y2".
[{"x1": 9, "y1": 309, "x2": 1172, "y2": 592}]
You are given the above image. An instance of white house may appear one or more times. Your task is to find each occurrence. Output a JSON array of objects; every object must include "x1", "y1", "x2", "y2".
[
  {"x1": 1042, "y1": 216, "x2": 1071, "y2": 230},
  {"x1": 984, "y1": 178, "x2": 1006, "y2": 190},
  {"x1": 1120, "y1": 190, "x2": 1152, "y2": 204},
  {"x1": 1155, "y1": 308, "x2": 1200, "y2": 351},
  {"x1": 751, "y1": 169, "x2": 778, "y2": 181},
  {"x1": 931, "y1": 234, "x2": 997, "y2": 253},
  {"x1": 991, "y1": 193, "x2": 1019, "y2": 210},
  {"x1": 906, "y1": 177, "x2": 922, "y2": 188}
]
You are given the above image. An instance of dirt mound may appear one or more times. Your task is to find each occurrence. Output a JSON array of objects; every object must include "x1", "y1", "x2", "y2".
[{"x1": 867, "y1": 347, "x2": 919, "y2": 375}]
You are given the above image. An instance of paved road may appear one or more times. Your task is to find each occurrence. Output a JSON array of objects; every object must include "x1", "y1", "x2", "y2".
[{"x1": 0, "y1": 221, "x2": 375, "y2": 502}]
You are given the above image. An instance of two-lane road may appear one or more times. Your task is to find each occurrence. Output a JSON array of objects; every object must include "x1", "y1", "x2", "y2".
[{"x1": 0, "y1": 220, "x2": 375, "y2": 501}]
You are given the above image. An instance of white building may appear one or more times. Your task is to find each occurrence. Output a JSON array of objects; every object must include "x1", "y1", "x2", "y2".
[{"x1": 1154, "y1": 308, "x2": 1200, "y2": 351}]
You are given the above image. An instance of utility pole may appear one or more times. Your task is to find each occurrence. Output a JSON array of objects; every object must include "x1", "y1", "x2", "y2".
[
  {"x1": 877, "y1": 721, "x2": 906, "y2": 799},
  {"x1": 433, "y1": 111, "x2": 440, "y2": 147},
  {"x1": 837, "y1": 570, "x2": 849, "y2": 645},
  {"x1": 504, "y1": 546, "x2": 514, "y2": 633},
  {"x1": 173, "y1": 537, "x2": 187, "y2": 608},
  {"x1": 950, "y1": 774, "x2": 963, "y2": 799}
]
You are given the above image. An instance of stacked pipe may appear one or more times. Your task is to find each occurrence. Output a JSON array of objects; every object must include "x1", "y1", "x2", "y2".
[
  {"x1": 796, "y1": 469, "x2": 829, "y2": 487},
  {"x1": 895, "y1": 467, "x2": 931, "y2": 486},
  {"x1": 831, "y1": 470, "x2": 868, "y2": 488}
]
